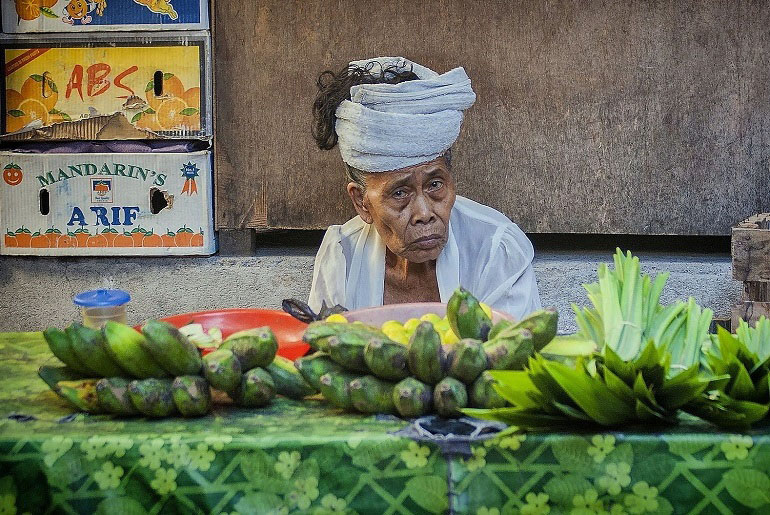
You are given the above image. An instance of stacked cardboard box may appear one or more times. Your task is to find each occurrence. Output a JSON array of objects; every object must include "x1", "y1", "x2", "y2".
[{"x1": 1, "y1": 0, "x2": 215, "y2": 256}]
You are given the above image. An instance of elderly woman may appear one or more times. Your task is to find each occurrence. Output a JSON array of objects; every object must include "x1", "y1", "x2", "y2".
[{"x1": 309, "y1": 57, "x2": 541, "y2": 319}]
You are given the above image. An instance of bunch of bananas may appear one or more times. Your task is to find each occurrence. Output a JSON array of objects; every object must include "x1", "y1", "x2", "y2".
[
  {"x1": 298, "y1": 287, "x2": 558, "y2": 418},
  {"x1": 40, "y1": 320, "x2": 316, "y2": 418}
]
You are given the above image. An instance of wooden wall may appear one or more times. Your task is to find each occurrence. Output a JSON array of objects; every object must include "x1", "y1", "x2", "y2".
[{"x1": 213, "y1": 0, "x2": 770, "y2": 235}]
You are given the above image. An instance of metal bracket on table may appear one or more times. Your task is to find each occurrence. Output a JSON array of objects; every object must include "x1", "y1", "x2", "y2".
[{"x1": 391, "y1": 415, "x2": 506, "y2": 456}]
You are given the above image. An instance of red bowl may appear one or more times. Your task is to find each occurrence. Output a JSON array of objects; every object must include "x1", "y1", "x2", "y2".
[{"x1": 137, "y1": 309, "x2": 309, "y2": 361}]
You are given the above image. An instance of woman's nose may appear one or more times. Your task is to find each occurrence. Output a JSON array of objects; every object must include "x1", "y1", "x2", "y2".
[{"x1": 411, "y1": 194, "x2": 435, "y2": 225}]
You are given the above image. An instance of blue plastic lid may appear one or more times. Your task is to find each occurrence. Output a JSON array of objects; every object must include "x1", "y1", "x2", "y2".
[{"x1": 73, "y1": 289, "x2": 131, "y2": 307}]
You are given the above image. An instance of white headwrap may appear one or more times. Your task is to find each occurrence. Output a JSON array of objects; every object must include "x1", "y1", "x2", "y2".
[{"x1": 334, "y1": 57, "x2": 476, "y2": 172}]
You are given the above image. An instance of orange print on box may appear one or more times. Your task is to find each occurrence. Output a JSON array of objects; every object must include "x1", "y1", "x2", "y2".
[
  {"x1": 4, "y1": 45, "x2": 202, "y2": 135},
  {"x1": 3, "y1": 162, "x2": 23, "y2": 186}
]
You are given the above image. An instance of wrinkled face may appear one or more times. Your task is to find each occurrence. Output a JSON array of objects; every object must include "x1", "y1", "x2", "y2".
[{"x1": 348, "y1": 156, "x2": 456, "y2": 263}]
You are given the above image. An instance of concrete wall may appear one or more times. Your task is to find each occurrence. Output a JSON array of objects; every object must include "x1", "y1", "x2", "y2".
[{"x1": 0, "y1": 250, "x2": 739, "y2": 333}]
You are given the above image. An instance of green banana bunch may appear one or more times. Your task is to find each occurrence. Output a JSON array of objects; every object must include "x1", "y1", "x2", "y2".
[{"x1": 38, "y1": 366, "x2": 212, "y2": 417}]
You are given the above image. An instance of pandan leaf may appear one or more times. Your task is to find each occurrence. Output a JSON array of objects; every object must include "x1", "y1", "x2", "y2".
[
  {"x1": 180, "y1": 108, "x2": 198, "y2": 116},
  {"x1": 551, "y1": 401, "x2": 593, "y2": 421},
  {"x1": 602, "y1": 346, "x2": 636, "y2": 385},
  {"x1": 131, "y1": 112, "x2": 143, "y2": 123},
  {"x1": 727, "y1": 360, "x2": 757, "y2": 400},
  {"x1": 490, "y1": 372, "x2": 539, "y2": 409},
  {"x1": 540, "y1": 336, "x2": 596, "y2": 356},
  {"x1": 542, "y1": 360, "x2": 633, "y2": 425},
  {"x1": 658, "y1": 366, "x2": 711, "y2": 410},
  {"x1": 462, "y1": 407, "x2": 571, "y2": 430},
  {"x1": 601, "y1": 366, "x2": 635, "y2": 405}
]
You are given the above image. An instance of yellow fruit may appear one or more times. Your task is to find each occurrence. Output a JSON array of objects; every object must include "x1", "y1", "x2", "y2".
[
  {"x1": 17, "y1": 98, "x2": 49, "y2": 125},
  {"x1": 480, "y1": 302, "x2": 492, "y2": 319},
  {"x1": 156, "y1": 97, "x2": 188, "y2": 130},
  {"x1": 443, "y1": 329, "x2": 460, "y2": 345},
  {"x1": 420, "y1": 313, "x2": 443, "y2": 325},
  {"x1": 381, "y1": 320, "x2": 405, "y2": 333},
  {"x1": 325, "y1": 314, "x2": 348, "y2": 324},
  {"x1": 383, "y1": 326, "x2": 409, "y2": 345},
  {"x1": 434, "y1": 317, "x2": 451, "y2": 334},
  {"x1": 403, "y1": 318, "x2": 421, "y2": 333}
]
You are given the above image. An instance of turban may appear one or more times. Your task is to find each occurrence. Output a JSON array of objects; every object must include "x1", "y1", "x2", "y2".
[{"x1": 334, "y1": 57, "x2": 476, "y2": 173}]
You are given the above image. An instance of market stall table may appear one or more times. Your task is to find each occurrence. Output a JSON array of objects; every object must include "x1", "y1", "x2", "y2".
[{"x1": 2, "y1": 332, "x2": 769, "y2": 514}]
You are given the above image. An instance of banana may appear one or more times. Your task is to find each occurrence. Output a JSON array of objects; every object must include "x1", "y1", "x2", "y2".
[
  {"x1": 446, "y1": 287, "x2": 493, "y2": 341},
  {"x1": 96, "y1": 377, "x2": 139, "y2": 415},
  {"x1": 266, "y1": 355, "x2": 318, "y2": 399},
  {"x1": 102, "y1": 321, "x2": 169, "y2": 379},
  {"x1": 65, "y1": 323, "x2": 126, "y2": 377},
  {"x1": 172, "y1": 376, "x2": 212, "y2": 417},
  {"x1": 141, "y1": 320, "x2": 202, "y2": 376},
  {"x1": 42, "y1": 328, "x2": 94, "y2": 375},
  {"x1": 128, "y1": 378, "x2": 177, "y2": 417},
  {"x1": 220, "y1": 327, "x2": 278, "y2": 369}
]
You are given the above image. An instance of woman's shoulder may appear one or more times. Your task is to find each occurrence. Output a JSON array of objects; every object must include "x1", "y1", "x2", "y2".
[
  {"x1": 320, "y1": 216, "x2": 368, "y2": 245},
  {"x1": 451, "y1": 196, "x2": 533, "y2": 259}
]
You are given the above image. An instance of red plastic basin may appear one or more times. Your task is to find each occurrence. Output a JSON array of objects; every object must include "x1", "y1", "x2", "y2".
[{"x1": 138, "y1": 309, "x2": 309, "y2": 361}]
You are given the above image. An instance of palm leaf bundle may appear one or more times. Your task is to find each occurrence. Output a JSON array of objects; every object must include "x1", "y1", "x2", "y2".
[{"x1": 465, "y1": 249, "x2": 767, "y2": 430}]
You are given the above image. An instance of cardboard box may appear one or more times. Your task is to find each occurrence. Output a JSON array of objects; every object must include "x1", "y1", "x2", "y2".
[
  {"x1": 0, "y1": 149, "x2": 216, "y2": 255},
  {"x1": 2, "y1": 33, "x2": 211, "y2": 139},
  {"x1": 2, "y1": 0, "x2": 208, "y2": 33}
]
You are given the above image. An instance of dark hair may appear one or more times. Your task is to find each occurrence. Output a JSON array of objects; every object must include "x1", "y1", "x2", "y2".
[{"x1": 312, "y1": 61, "x2": 419, "y2": 151}]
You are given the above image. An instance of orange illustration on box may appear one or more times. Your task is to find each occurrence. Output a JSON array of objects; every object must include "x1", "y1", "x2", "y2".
[
  {"x1": 5, "y1": 73, "x2": 71, "y2": 133},
  {"x1": 3, "y1": 163, "x2": 24, "y2": 186},
  {"x1": 5, "y1": 47, "x2": 201, "y2": 134},
  {"x1": 14, "y1": 0, "x2": 59, "y2": 22},
  {"x1": 4, "y1": 225, "x2": 204, "y2": 248},
  {"x1": 134, "y1": 74, "x2": 200, "y2": 132}
]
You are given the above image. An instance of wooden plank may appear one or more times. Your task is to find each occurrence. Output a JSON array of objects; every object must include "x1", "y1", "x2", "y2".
[
  {"x1": 732, "y1": 227, "x2": 770, "y2": 282},
  {"x1": 214, "y1": 0, "x2": 770, "y2": 233},
  {"x1": 743, "y1": 281, "x2": 770, "y2": 302},
  {"x1": 217, "y1": 229, "x2": 256, "y2": 256},
  {"x1": 732, "y1": 301, "x2": 770, "y2": 330}
]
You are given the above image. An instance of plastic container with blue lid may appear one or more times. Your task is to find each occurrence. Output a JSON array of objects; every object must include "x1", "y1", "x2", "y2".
[{"x1": 73, "y1": 289, "x2": 131, "y2": 328}]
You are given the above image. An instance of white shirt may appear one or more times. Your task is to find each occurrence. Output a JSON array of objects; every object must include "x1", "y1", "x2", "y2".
[{"x1": 308, "y1": 196, "x2": 541, "y2": 319}]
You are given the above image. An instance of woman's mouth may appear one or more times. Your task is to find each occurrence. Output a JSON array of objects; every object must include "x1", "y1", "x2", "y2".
[{"x1": 411, "y1": 235, "x2": 443, "y2": 250}]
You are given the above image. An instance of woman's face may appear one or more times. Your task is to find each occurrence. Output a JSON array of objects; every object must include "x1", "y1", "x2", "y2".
[{"x1": 347, "y1": 156, "x2": 456, "y2": 263}]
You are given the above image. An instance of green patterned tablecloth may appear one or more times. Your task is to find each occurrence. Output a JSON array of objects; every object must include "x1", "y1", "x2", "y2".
[{"x1": 3, "y1": 332, "x2": 770, "y2": 515}]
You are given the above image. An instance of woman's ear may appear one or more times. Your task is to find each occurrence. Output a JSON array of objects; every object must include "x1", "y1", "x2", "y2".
[{"x1": 346, "y1": 183, "x2": 373, "y2": 224}]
